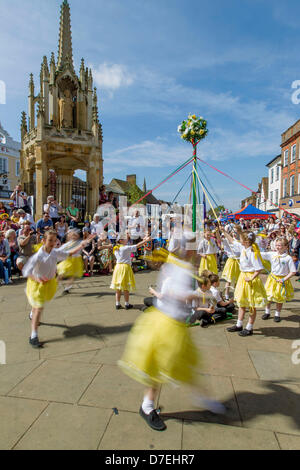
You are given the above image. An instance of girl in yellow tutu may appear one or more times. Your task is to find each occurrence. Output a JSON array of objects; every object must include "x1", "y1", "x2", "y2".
[
  {"x1": 261, "y1": 237, "x2": 296, "y2": 323},
  {"x1": 223, "y1": 231, "x2": 267, "y2": 337},
  {"x1": 118, "y1": 234, "x2": 225, "y2": 432},
  {"x1": 197, "y1": 229, "x2": 219, "y2": 275},
  {"x1": 23, "y1": 230, "x2": 92, "y2": 348},
  {"x1": 57, "y1": 229, "x2": 86, "y2": 294},
  {"x1": 221, "y1": 228, "x2": 241, "y2": 300},
  {"x1": 110, "y1": 233, "x2": 151, "y2": 310}
]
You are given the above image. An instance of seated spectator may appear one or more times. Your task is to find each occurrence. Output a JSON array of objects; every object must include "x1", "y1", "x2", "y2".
[
  {"x1": 82, "y1": 220, "x2": 91, "y2": 236},
  {"x1": 97, "y1": 235, "x2": 113, "y2": 274},
  {"x1": 0, "y1": 202, "x2": 7, "y2": 215},
  {"x1": 55, "y1": 215, "x2": 68, "y2": 242},
  {"x1": 0, "y1": 213, "x2": 10, "y2": 230},
  {"x1": 36, "y1": 212, "x2": 53, "y2": 236},
  {"x1": 91, "y1": 214, "x2": 104, "y2": 238},
  {"x1": 0, "y1": 230, "x2": 12, "y2": 285},
  {"x1": 5, "y1": 229, "x2": 19, "y2": 274},
  {"x1": 44, "y1": 196, "x2": 62, "y2": 226},
  {"x1": 66, "y1": 201, "x2": 80, "y2": 228},
  {"x1": 1, "y1": 218, "x2": 19, "y2": 233},
  {"x1": 82, "y1": 231, "x2": 96, "y2": 277},
  {"x1": 11, "y1": 209, "x2": 20, "y2": 225},
  {"x1": 16, "y1": 221, "x2": 37, "y2": 271},
  {"x1": 10, "y1": 184, "x2": 29, "y2": 213},
  {"x1": 17, "y1": 209, "x2": 36, "y2": 230}
]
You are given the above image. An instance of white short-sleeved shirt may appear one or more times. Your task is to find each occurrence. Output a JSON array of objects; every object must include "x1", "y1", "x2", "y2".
[
  {"x1": 23, "y1": 245, "x2": 69, "y2": 281},
  {"x1": 222, "y1": 238, "x2": 240, "y2": 259},
  {"x1": 261, "y1": 251, "x2": 297, "y2": 276},
  {"x1": 234, "y1": 241, "x2": 264, "y2": 273},
  {"x1": 191, "y1": 288, "x2": 216, "y2": 309},
  {"x1": 197, "y1": 238, "x2": 218, "y2": 255},
  {"x1": 156, "y1": 259, "x2": 193, "y2": 322},
  {"x1": 210, "y1": 286, "x2": 223, "y2": 303},
  {"x1": 114, "y1": 245, "x2": 137, "y2": 265}
]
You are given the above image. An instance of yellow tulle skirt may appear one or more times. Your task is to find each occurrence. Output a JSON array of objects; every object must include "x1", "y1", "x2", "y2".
[
  {"x1": 265, "y1": 274, "x2": 294, "y2": 303},
  {"x1": 234, "y1": 272, "x2": 267, "y2": 309},
  {"x1": 199, "y1": 254, "x2": 218, "y2": 275},
  {"x1": 57, "y1": 256, "x2": 84, "y2": 279},
  {"x1": 110, "y1": 263, "x2": 136, "y2": 292},
  {"x1": 118, "y1": 308, "x2": 200, "y2": 388},
  {"x1": 26, "y1": 278, "x2": 58, "y2": 308},
  {"x1": 221, "y1": 258, "x2": 241, "y2": 285}
]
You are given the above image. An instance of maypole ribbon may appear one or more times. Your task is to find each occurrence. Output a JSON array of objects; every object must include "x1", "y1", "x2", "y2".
[
  {"x1": 194, "y1": 166, "x2": 221, "y2": 227},
  {"x1": 197, "y1": 157, "x2": 300, "y2": 221}
]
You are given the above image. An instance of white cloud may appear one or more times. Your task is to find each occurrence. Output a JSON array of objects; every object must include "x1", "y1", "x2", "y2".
[{"x1": 92, "y1": 63, "x2": 135, "y2": 92}]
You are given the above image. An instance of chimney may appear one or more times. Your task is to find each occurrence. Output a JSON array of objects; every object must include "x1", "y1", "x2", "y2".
[{"x1": 126, "y1": 174, "x2": 136, "y2": 186}]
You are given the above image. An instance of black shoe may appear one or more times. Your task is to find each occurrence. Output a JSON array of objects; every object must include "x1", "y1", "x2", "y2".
[
  {"x1": 227, "y1": 325, "x2": 243, "y2": 333},
  {"x1": 125, "y1": 304, "x2": 133, "y2": 310},
  {"x1": 29, "y1": 337, "x2": 43, "y2": 348},
  {"x1": 200, "y1": 319, "x2": 209, "y2": 328},
  {"x1": 116, "y1": 305, "x2": 122, "y2": 310},
  {"x1": 262, "y1": 313, "x2": 270, "y2": 320},
  {"x1": 238, "y1": 329, "x2": 253, "y2": 337},
  {"x1": 139, "y1": 407, "x2": 166, "y2": 431},
  {"x1": 274, "y1": 316, "x2": 281, "y2": 323}
]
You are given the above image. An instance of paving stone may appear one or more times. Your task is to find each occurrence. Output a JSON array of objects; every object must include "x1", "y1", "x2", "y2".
[
  {"x1": 0, "y1": 396, "x2": 47, "y2": 450},
  {"x1": 158, "y1": 375, "x2": 242, "y2": 427},
  {"x1": 276, "y1": 432, "x2": 300, "y2": 450},
  {"x1": 249, "y1": 350, "x2": 300, "y2": 382},
  {"x1": 91, "y1": 345, "x2": 125, "y2": 366},
  {"x1": 79, "y1": 364, "x2": 145, "y2": 412},
  {"x1": 232, "y1": 378, "x2": 300, "y2": 435},
  {"x1": 200, "y1": 346, "x2": 258, "y2": 379},
  {"x1": 9, "y1": 360, "x2": 101, "y2": 404},
  {"x1": 0, "y1": 361, "x2": 43, "y2": 395},
  {"x1": 99, "y1": 410, "x2": 182, "y2": 450},
  {"x1": 182, "y1": 421, "x2": 280, "y2": 450},
  {"x1": 14, "y1": 403, "x2": 112, "y2": 450}
]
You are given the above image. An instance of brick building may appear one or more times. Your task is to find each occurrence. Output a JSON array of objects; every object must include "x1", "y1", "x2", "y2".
[{"x1": 280, "y1": 119, "x2": 300, "y2": 216}]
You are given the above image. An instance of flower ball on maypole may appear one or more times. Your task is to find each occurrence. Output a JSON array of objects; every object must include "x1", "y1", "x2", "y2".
[{"x1": 178, "y1": 114, "x2": 208, "y2": 232}]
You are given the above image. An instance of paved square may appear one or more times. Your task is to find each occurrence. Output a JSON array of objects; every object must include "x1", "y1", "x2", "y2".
[{"x1": 0, "y1": 272, "x2": 299, "y2": 449}]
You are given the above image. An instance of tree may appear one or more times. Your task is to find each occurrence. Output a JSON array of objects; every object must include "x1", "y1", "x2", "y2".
[
  {"x1": 208, "y1": 205, "x2": 225, "y2": 219},
  {"x1": 126, "y1": 184, "x2": 146, "y2": 206}
]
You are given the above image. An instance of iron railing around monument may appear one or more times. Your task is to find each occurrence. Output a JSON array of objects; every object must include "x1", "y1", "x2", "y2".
[{"x1": 47, "y1": 178, "x2": 90, "y2": 221}]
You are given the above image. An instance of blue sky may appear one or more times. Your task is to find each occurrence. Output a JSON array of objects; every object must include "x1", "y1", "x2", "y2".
[{"x1": 1, "y1": 0, "x2": 300, "y2": 210}]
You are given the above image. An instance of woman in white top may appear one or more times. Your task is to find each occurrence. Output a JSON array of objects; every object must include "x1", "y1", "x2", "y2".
[
  {"x1": 261, "y1": 237, "x2": 296, "y2": 322},
  {"x1": 223, "y1": 231, "x2": 267, "y2": 337},
  {"x1": 23, "y1": 229, "x2": 92, "y2": 348},
  {"x1": 221, "y1": 230, "x2": 241, "y2": 300}
]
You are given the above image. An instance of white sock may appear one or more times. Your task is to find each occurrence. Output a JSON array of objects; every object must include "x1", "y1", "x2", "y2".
[
  {"x1": 275, "y1": 311, "x2": 281, "y2": 317},
  {"x1": 125, "y1": 302, "x2": 130, "y2": 307},
  {"x1": 116, "y1": 302, "x2": 121, "y2": 306},
  {"x1": 237, "y1": 320, "x2": 243, "y2": 328},
  {"x1": 192, "y1": 394, "x2": 226, "y2": 415},
  {"x1": 246, "y1": 323, "x2": 253, "y2": 331},
  {"x1": 142, "y1": 397, "x2": 155, "y2": 415},
  {"x1": 29, "y1": 311, "x2": 33, "y2": 320},
  {"x1": 31, "y1": 331, "x2": 38, "y2": 340},
  {"x1": 64, "y1": 285, "x2": 72, "y2": 292},
  {"x1": 265, "y1": 308, "x2": 270, "y2": 315}
]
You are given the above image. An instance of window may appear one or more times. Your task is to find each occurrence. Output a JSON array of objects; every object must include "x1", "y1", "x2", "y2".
[
  {"x1": 275, "y1": 189, "x2": 279, "y2": 205},
  {"x1": 0, "y1": 157, "x2": 8, "y2": 175},
  {"x1": 291, "y1": 144, "x2": 297, "y2": 163},
  {"x1": 290, "y1": 175, "x2": 295, "y2": 196},
  {"x1": 271, "y1": 169, "x2": 274, "y2": 184},
  {"x1": 16, "y1": 160, "x2": 20, "y2": 177},
  {"x1": 276, "y1": 165, "x2": 280, "y2": 181},
  {"x1": 284, "y1": 149, "x2": 289, "y2": 166},
  {"x1": 283, "y1": 178, "x2": 288, "y2": 197}
]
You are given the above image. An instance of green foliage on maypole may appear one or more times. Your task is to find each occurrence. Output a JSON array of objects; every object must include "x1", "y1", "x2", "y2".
[{"x1": 178, "y1": 114, "x2": 208, "y2": 232}]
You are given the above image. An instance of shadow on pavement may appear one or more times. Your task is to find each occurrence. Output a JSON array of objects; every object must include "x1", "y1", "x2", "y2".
[{"x1": 160, "y1": 383, "x2": 300, "y2": 430}]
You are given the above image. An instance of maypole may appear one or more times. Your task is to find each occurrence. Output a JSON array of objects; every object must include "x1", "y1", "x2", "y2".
[{"x1": 178, "y1": 114, "x2": 208, "y2": 233}]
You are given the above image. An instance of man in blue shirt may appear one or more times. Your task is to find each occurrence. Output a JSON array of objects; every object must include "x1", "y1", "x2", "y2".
[{"x1": 36, "y1": 212, "x2": 53, "y2": 235}]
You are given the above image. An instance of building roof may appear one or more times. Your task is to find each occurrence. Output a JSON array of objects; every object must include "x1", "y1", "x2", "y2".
[
  {"x1": 108, "y1": 177, "x2": 160, "y2": 204},
  {"x1": 266, "y1": 154, "x2": 281, "y2": 168}
]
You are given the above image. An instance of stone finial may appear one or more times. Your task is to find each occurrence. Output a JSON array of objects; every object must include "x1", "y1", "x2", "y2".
[
  {"x1": 88, "y1": 68, "x2": 93, "y2": 91},
  {"x1": 21, "y1": 111, "x2": 28, "y2": 132},
  {"x1": 57, "y1": 0, "x2": 74, "y2": 72},
  {"x1": 29, "y1": 73, "x2": 34, "y2": 94},
  {"x1": 92, "y1": 88, "x2": 99, "y2": 123}
]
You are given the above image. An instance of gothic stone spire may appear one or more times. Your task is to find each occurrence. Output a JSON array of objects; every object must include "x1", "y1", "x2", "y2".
[{"x1": 57, "y1": 0, "x2": 74, "y2": 72}]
